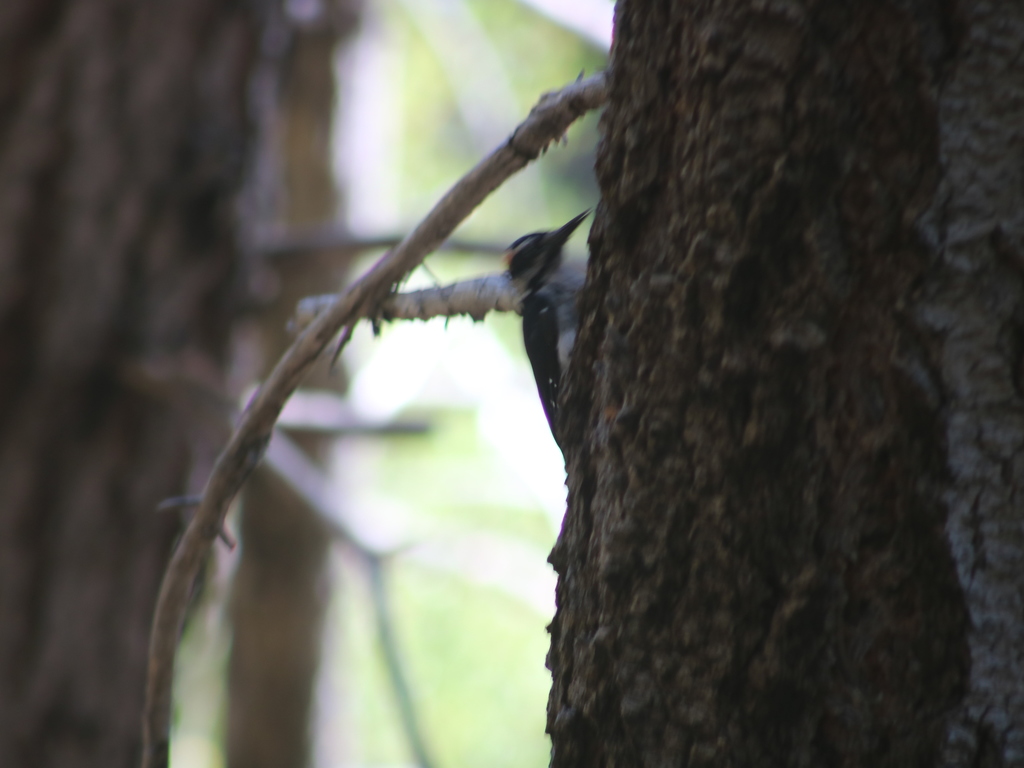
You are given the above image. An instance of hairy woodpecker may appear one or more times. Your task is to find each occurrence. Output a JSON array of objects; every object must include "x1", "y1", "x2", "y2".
[{"x1": 506, "y1": 211, "x2": 590, "y2": 447}]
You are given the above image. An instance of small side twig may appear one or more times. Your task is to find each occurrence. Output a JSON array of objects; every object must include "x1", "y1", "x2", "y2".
[
  {"x1": 156, "y1": 496, "x2": 237, "y2": 550},
  {"x1": 141, "y1": 71, "x2": 607, "y2": 768}
]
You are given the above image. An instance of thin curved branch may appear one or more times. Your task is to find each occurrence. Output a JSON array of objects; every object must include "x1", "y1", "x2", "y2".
[{"x1": 140, "y1": 70, "x2": 607, "y2": 768}]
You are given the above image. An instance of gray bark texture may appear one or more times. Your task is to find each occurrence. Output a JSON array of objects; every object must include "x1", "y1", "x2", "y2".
[
  {"x1": 0, "y1": 1, "x2": 256, "y2": 766},
  {"x1": 548, "y1": 1, "x2": 1023, "y2": 766}
]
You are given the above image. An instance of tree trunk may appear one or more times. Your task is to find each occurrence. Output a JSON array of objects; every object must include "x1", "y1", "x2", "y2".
[
  {"x1": 550, "y1": 2, "x2": 1022, "y2": 766},
  {"x1": 0, "y1": 2, "x2": 256, "y2": 766},
  {"x1": 227, "y1": 5, "x2": 360, "y2": 768}
]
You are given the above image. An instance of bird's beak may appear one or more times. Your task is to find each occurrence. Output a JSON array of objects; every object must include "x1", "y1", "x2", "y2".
[{"x1": 548, "y1": 210, "x2": 591, "y2": 247}]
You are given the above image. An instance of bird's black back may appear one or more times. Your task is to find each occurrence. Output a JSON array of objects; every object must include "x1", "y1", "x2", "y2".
[{"x1": 521, "y1": 290, "x2": 562, "y2": 442}]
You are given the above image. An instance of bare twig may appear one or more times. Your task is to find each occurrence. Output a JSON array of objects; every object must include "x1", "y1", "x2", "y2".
[
  {"x1": 290, "y1": 273, "x2": 521, "y2": 332},
  {"x1": 379, "y1": 273, "x2": 521, "y2": 321},
  {"x1": 156, "y1": 496, "x2": 237, "y2": 550},
  {"x1": 141, "y1": 71, "x2": 607, "y2": 768}
]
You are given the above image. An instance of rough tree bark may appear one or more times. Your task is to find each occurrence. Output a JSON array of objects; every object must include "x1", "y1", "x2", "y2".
[
  {"x1": 0, "y1": 2, "x2": 257, "y2": 767},
  {"x1": 550, "y1": 2, "x2": 1022, "y2": 767}
]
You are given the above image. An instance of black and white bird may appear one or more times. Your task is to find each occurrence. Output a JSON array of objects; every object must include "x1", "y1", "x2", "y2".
[{"x1": 506, "y1": 211, "x2": 590, "y2": 447}]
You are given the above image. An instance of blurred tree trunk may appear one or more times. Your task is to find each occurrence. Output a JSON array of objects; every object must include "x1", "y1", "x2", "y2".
[
  {"x1": 0, "y1": 2, "x2": 257, "y2": 767},
  {"x1": 227, "y1": 4, "x2": 361, "y2": 768},
  {"x1": 550, "y1": 2, "x2": 1023, "y2": 766}
]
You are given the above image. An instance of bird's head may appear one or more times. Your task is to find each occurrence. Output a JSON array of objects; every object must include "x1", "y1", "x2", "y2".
[{"x1": 505, "y1": 211, "x2": 590, "y2": 297}]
